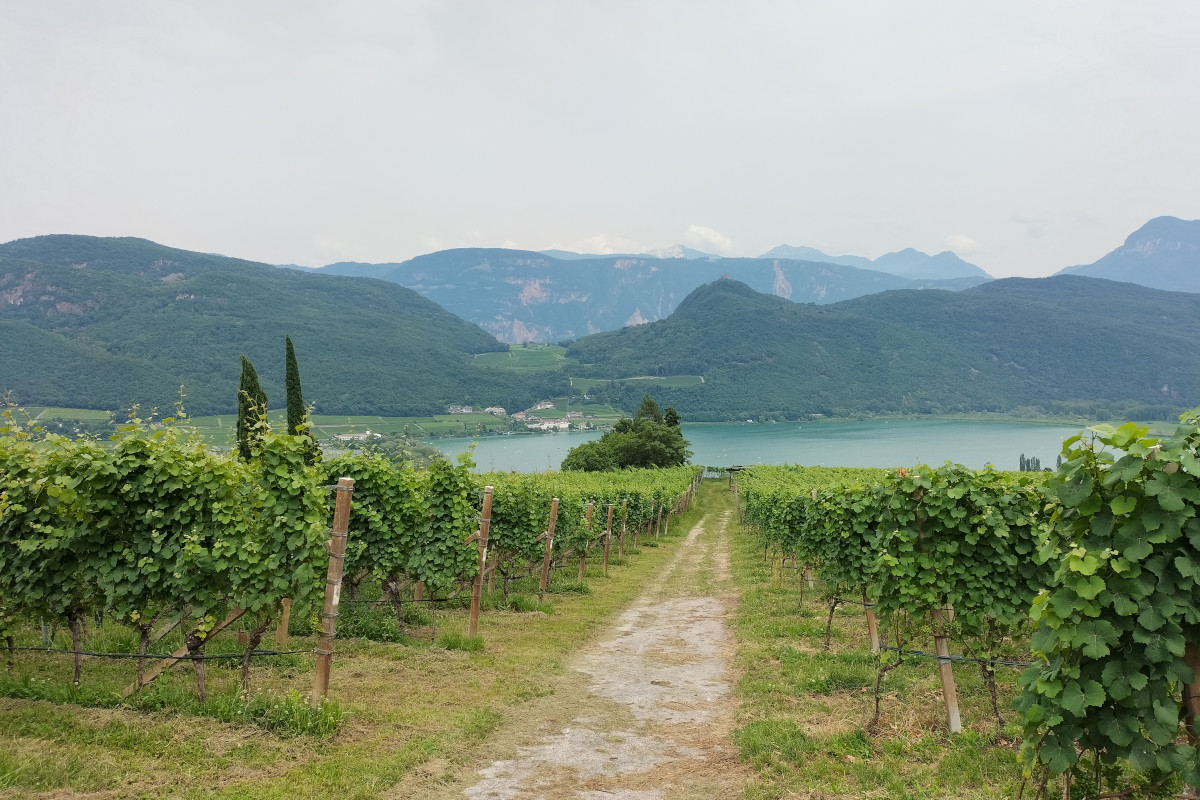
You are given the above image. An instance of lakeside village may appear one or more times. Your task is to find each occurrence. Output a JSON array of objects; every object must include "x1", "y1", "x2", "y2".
[
  {"x1": 329, "y1": 400, "x2": 602, "y2": 444},
  {"x1": 445, "y1": 402, "x2": 588, "y2": 431}
]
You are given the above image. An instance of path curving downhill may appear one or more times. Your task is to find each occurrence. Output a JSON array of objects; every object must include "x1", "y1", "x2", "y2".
[{"x1": 462, "y1": 508, "x2": 746, "y2": 800}]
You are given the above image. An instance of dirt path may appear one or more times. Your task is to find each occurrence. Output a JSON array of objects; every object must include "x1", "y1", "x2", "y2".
[{"x1": 459, "y1": 508, "x2": 746, "y2": 800}]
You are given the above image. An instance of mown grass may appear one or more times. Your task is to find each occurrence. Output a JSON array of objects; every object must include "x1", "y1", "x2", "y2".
[
  {"x1": 727, "y1": 485, "x2": 1047, "y2": 799},
  {"x1": 0, "y1": 498, "x2": 702, "y2": 799},
  {"x1": 473, "y1": 344, "x2": 576, "y2": 371}
]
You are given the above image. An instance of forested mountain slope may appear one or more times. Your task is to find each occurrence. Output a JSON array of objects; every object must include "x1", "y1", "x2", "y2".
[
  {"x1": 0, "y1": 236, "x2": 564, "y2": 415},
  {"x1": 568, "y1": 276, "x2": 1200, "y2": 421},
  {"x1": 310, "y1": 248, "x2": 987, "y2": 343}
]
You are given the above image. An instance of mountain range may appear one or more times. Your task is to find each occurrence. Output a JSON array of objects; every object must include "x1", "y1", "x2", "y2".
[
  {"x1": 568, "y1": 276, "x2": 1200, "y2": 422},
  {"x1": 2, "y1": 218, "x2": 1198, "y2": 421},
  {"x1": 758, "y1": 244, "x2": 990, "y2": 280},
  {"x1": 300, "y1": 218, "x2": 1197, "y2": 345},
  {"x1": 0, "y1": 236, "x2": 564, "y2": 416},
  {"x1": 308, "y1": 249, "x2": 987, "y2": 344},
  {"x1": 1056, "y1": 216, "x2": 1200, "y2": 293}
]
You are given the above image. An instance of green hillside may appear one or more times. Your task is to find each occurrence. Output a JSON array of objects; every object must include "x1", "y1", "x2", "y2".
[
  {"x1": 0, "y1": 236, "x2": 566, "y2": 415},
  {"x1": 567, "y1": 276, "x2": 1200, "y2": 421}
]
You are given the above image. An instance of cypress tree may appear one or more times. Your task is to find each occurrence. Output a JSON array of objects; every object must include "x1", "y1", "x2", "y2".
[
  {"x1": 285, "y1": 336, "x2": 304, "y2": 437},
  {"x1": 284, "y1": 336, "x2": 319, "y2": 464},
  {"x1": 236, "y1": 355, "x2": 268, "y2": 461}
]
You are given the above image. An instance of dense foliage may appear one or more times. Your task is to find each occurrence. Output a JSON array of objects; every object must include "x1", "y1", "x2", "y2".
[
  {"x1": 740, "y1": 463, "x2": 1049, "y2": 634},
  {"x1": 0, "y1": 408, "x2": 328, "y2": 697},
  {"x1": 561, "y1": 395, "x2": 691, "y2": 471},
  {"x1": 0, "y1": 235, "x2": 566, "y2": 415},
  {"x1": 1, "y1": 399, "x2": 700, "y2": 701},
  {"x1": 236, "y1": 355, "x2": 268, "y2": 461},
  {"x1": 568, "y1": 277, "x2": 1200, "y2": 422},
  {"x1": 1016, "y1": 414, "x2": 1200, "y2": 793}
]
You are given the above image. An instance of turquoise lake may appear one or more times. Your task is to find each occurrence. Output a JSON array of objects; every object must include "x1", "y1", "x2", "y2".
[{"x1": 430, "y1": 418, "x2": 1089, "y2": 473}]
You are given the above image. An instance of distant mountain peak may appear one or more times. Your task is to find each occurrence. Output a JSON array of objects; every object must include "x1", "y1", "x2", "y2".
[
  {"x1": 761, "y1": 243, "x2": 989, "y2": 280},
  {"x1": 639, "y1": 244, "x2": 716, "y2": 260},
  {"x1": 1058, "y1": 216, "x2": 1200, "y2": 293}
]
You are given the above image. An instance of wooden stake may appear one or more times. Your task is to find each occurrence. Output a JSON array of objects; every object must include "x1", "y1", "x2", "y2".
[
  {"x1": 1184, "y1": 642, "x2": 1200, "y2": 739},
  {"x1": 121, "y1": 608, "x2": 245, "y2": 698},
  {"x1": 414, "y1": 581, "x2": 424, "y2": 602},
  {"x1": 863, "y1": 591, "x2": 880, "y2": 654},
  {"x1": 578, "y1": 502, "x2": 593, "y2": 582},
  {"x1": 539, "y1": 498, "x2": 559, "y2": 593},
  {"x1": 310, "y1": 476, "x2": 355, "y2": 707},
  {"x1": 931, "y1": 605, "x2": 962, "y2": 733},
  {"x1": 149, "y1": 611, "x2": 185, "y2": 644},
  {"x1": 655, "y1": 506, "x2": 662, "y2": 540},
  {"x1": 602, "y1": 503, "x2": 614, "y2": 576},
  {"x1": 275, "y1": 598, "x2": 291, "y2": 646},
  {"x1": 618, "y1": 500, "x2": 627, "y2": 559},
  {"x1": 467, "y1": 486, "x2": 493, "y2": 639}
]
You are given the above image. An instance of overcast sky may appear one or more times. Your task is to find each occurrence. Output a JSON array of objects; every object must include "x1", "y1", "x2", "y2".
[{"x1": 1, "y1": 2, "x2": 1197, "y2": 277}]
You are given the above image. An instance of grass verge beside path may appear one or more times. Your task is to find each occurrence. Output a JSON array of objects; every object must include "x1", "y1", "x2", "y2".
[
  {"x1": 0, "y1": 499, "x2": 703, "y2": 800},
  {"x1": 726, "y1": 481, "x2": 1030, "y2": 799}
]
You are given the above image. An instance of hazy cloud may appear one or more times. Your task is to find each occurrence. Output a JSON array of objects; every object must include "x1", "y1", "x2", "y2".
[
  {"x1": 684, "y1": 225, "x2": 734, "y2": 255},
  {"x1": 0, "y1": 1, "x2": 1196, "y2": 278},
  {"x1": 944, "y1": 234, "x2": 983, "y2": 254},
  {"x1": 1013, "y1": 216, "x2": 1048, "y2": 240},
  {"x1": 553, "y1": 234, "x2": 648, "y2": 256}
]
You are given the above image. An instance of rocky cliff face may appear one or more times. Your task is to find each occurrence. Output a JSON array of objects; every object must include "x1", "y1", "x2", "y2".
[
  {"x1": 320, "y1": 248, "x2": 987, "y2": 344},
  {"x1": 1058, "y1": 216, "x2": 1200, "y2": 293}
]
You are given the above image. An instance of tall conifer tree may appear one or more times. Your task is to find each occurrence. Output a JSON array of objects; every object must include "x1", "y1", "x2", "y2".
[
  {"x1": 284, "y1": 336, "x2": 304, "y2": 436},
  {"x1": 284, "y1": 336, "x2": 319, "y2": 464},
  {"x1": 236, "y1": 355, "x2": 268, "y2": 461}
]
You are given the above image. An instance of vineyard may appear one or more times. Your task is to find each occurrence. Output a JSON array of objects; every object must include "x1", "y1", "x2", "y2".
[
  {"x1": 5, "y1": 404, "x2": 1200, "y2": 799},
  {"x1": 736, "y1": 407, "x2": 1200, "y2": 798},
  {"x1": 0, "y1": 407, "x2": 701, "y2": 738}
]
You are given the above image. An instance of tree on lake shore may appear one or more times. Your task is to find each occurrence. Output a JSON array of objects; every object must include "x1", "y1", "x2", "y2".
[{"x1": 561, "y1": 394, "x2": 691, "y2": 471}]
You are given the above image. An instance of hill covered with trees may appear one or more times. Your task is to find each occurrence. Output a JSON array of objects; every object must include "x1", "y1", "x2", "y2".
[
  {"x1": 309, "y1": 248, "x2": 987, "y2": 344},
  {"x1": 0, "y1": 235, "x2": 565, "y2": 415},
  {"x1": 567, "y1": 276, "x2": 1200, "y2": 421}
]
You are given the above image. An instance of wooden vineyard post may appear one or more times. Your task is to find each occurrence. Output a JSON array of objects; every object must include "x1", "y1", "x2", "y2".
[
  {"x1": 931, "y1": 604, "x2": 962, "y2": 733},
  {"x1": 655, "y1": 506, "x2": 663, "y2": 541},
  {"x1": 311, "y1": 476, "x2": 355, "y2": 707},
  {"x1": 1184, "y1": 642, "x2": 1200, "y2": 739},
  {"x1": 664, "y1": 501, "x2": 670, "y2": 537},
  {"x1": 538, "y1": 498, "x2": 560, "y2": 594},
  {"x1": 467, "y1": 486, "x2": 494, "y2": 639},
  {"x1": 414, "y1": 581, "x2": 424, "y2": 602},
  {"x1": 275, "y1": 598, "x2": 291, "y2": 646},
  {"x1": 863, "y1": 591, "x2": 880, "y2": 654},
  {"x1": 618, "y1": 500, "x2": 627, "y2": 559},
  {"x1": 121, "y1": 608, "x2": 245, "y2": 698},
  {"x1": 602, "y1": 503, "x2": 614, "y2": 576},
  {"x1": 578, "y1": 503, "x2": 593, "y2": 582}
]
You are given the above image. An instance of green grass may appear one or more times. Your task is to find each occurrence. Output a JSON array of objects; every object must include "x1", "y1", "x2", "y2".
[
  {"x1": 473, "y1": 344, "x2": 576, "y2": 371},
  {"x1": 572, "y1": 374, "x2": 705, "y2": 391},
  {"x1": 31, "y1": 406, "x2": 115, "y2": 420}
]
